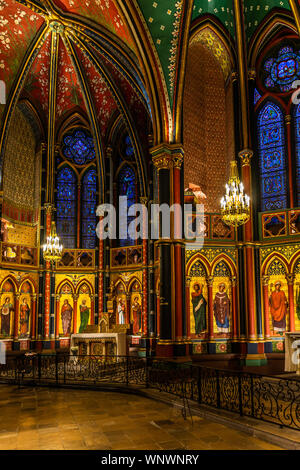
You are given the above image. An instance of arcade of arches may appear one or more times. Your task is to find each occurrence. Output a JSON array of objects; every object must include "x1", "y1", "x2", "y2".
[{"x1": 1, "y1": 0, "x2": 300, "y2": 368}]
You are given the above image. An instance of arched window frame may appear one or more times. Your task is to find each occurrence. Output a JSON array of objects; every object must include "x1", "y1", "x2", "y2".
[
  {"x1": 257, "y1": 100, "x2": 288, "y2": 211},
  {"x1": 116, "y1": 162, "x2": 138, "y2": 247},
  {"x1": 56, "y1": 165, "x2": 77, "y2": 249},
  {"x1": 56, "y1": 128, "x2": 98, "y2": 249}
]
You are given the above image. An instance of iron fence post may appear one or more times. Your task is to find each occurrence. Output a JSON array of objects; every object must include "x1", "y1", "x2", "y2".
[
  {"x1": 38, "y1": 354, "x2": 41, "y2": 382},
  {"x1": 145, "y1": 358, "x2": 149, "y2": 388},
  {"x1": 198, "y1": 367, "x2": 202, "y2": 404},
  {"x1": 251, "y1": 375, "x2": 254, "y2": 417},
  {"x1": 216, "y1": 369, "x2": 220, "y2": 409},
  {"x1": 238, "y1": 373, "x2": 243, "y2": 416},
  {"x1": 64, "y1": 355, "x2": 66, "y2": 384},
  {"x1": 55, "y1": 354, "x2": 58, "y2": 385}
]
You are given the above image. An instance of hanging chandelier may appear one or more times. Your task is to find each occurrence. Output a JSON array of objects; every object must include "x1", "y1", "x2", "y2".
[
  {"x1": 43, "y1": 220, "x2": 63, "y2": 264},
  {"x1": 220, "y1": 160, "x2": 250, "y2": 228}
]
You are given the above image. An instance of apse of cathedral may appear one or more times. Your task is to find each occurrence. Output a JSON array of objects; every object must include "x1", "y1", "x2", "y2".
[{"x1": 2, "y1": 0, "x2": 300, "y2": 454}]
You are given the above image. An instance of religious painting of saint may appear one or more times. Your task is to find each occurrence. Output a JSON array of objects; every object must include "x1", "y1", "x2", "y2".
[
  {"x1": 0, "y1": 297, "x2": 14, "y2": 336},
  {"x1": 191, "y1": 283, "x2": 207, "y2": 335},
  {"x1": 117, "y1": 297, "x2": 126, "y2": 325},
  {"x1": 61, "y1": 299, "x2": 73, "y2": 336},
  {"x1": 269, "y1": 280, "x2": 288, "y2": 333},
  {"x1": 79, "y1": 299, "x2": 90, "y2": 333},
  {"x1": 19, "y1": 298, "x2": 30, "y2": 338},
  {"x1": 213, "y1": 283, "x2": 230, "y2": 333},
  {"x1": 131, "y1": 296, "x2": 142, "y2": 335}
]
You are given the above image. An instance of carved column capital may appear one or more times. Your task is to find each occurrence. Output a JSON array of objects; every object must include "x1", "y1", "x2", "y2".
[
  {"x1": 238, "y1": 149, "x2": 253, "y2": 167},
  {"x1": 286, "y1": 273, "x2": 295, "y2": 285},
  {"x1": 231, "y1": 276, "x2": 237, "y2": 287},
  {"x1": 248, "y1": 69, "x2": 256, "y2": 80},
  {"x1": 262, "y1": 275, "x2": 270, "y2": 286},
  {"x1": 285, "y1": 115, "x2": 292, "y2": 125},
  {"x1": 207, "y1": 276, "x2": 214, "y2": 287}
]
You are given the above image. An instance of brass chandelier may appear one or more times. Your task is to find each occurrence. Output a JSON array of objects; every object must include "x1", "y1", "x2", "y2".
[
  {"x1": 43, "y1": 220, "x2": 63, "y2": 264},
  {"x1": 220, "y1": 160, "x2": 250, "y2": 228}
]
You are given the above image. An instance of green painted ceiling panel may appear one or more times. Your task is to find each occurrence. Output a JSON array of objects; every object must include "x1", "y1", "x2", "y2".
[
  {"x1": 136, "y1": 0, "x2": 185, "y2": 106},
  {"x1": 192, "y1": 0, "x2": 235, "y2": 37},
  {"x1": 244, "y1": 1, "x2": 291, "y2": 41}
]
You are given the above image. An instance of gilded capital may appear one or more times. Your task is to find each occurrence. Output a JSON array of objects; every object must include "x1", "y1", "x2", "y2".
[
  {"x1": 262, "y1": 275, "x2": 270, "y2": 286},
  {"x1": 140, "y1": 197, "x2": 148, "y2": 206},
  {"x1": 286, "y1": 273, "x2": 295, "y2": 285},
  {"x1": 152, "y1": 154, "x2": 173, "y2": 170},
  {"x1": 248, "y1": 69, "x2": 256, "y2": 80},
  {"x1": 285, "y1": 115, "x2": 292, "y2": 125},
  {"x1": 207, "y1": 276, "x2": 214, "y2": 287},
  {"x1": 238, "y1": 149, "x2": 253, "y2": 167}
]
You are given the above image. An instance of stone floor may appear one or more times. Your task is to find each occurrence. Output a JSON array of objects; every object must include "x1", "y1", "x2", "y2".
[{"x1": 0, "y1": 385, "x2": 282, "y2": 450}]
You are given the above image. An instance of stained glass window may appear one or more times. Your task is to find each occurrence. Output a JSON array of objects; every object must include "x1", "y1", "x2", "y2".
[
  {"x1": 258, "y1": 102, "x2": 287, "y2": 211},
  {"x1": 56, "y1": 166, "x2": 77, "y2": 248},
  {"x1": 81, "y1": 167, "x2": 97, "y2": 249},
  {"x1": 118, "y1": 165, "x2": 136, "y2": 246},
  {"x1": 62, "y1": 129, "x2": 95, "y2": 165},
  {"x1": 125, "y1": 135, "x2": 134, "y2": 157},
  {"x1": 294, "y1": 104, "x2": 300, "y2": 205},
  {"x1": 254, "y1": 88, "x2": 261, "y2": 106},
  {"x1": 264, "y1": 46, "x2": 300, "y2": 92}
]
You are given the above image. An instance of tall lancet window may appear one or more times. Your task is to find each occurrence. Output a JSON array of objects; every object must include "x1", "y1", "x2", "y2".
[
  {"x1": 56, "y1": 166, "x2": 77, "y2": 248},
  {"x1": 294, "y1": 104, "x2": 300, "y2": 205},
  {"x1": 81, "y1": 167, "x2": 97, "y2": 249},
  {"x1": 118, "y1": 165, "x2": 136, "y2": 246},
  {"x1": 257, "y1": 102, "x2": 287, "y2": 211}
]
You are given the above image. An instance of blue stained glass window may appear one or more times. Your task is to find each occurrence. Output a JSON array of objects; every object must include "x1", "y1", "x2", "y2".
[
  {"x1": 81, "y1": 168, "x2": 97, "y2": 249},
  {"x1": 118, "y1": 165, "x2": 136, "y2": 246},
  {"x1": 264, "y1": 46, "x2": 300, "y2": 92},
  {"x1": 62, "y1": 129, "x2": 95, "y2": 165},
  {"x1": 294, "y1": 104, "x2": 300, "y2": 205},
  {"x1": 258, "y1": 102, "x2": 287, "y2": 211},
  {"x1": 125, "y1": 135, "x2": 134, "y2": 157},
  {"x1": 254, "y1": 88, "x2": 261, "y2": 106},
  {"x1": 56, "y1": 166, "x2": 77, "y2": 248}
]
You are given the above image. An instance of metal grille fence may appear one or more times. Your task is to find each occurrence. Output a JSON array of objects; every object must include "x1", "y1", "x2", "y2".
[{"x1": 0, "y1": 355, "x2": 299, "y2": 431}]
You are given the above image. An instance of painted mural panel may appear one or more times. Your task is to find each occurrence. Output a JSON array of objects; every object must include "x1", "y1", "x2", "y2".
[
  {"x1": 267, "y1": 259, "x2": 288, "y2": 335},
  {"x1": 293, "y1": 258, "x2": 300, "y2": 331},
  {"x1": 19, "y1": 282, "x2": 32, "y2": 339},
  {"x1": 0, "y1": 280, "x2": 15, "y2": 338},
  {"x1": 212, "y1": 261, "x2": 232, "y2": 337},
  {"x1": 59, "y1": 283, "x2": 74, "y2": 337},
  {"x1": 130, "y1": 280, "x2": 142, "y2": 335},
  {"x1": 189, "y1": 260, "x2": 208, "y2": 338},
  {"x1": 78, "y1": 283, "x2": 91, "y2": 334},
  {"x1": 116, "y1": 283, "x2": 126, "y2": 325}
]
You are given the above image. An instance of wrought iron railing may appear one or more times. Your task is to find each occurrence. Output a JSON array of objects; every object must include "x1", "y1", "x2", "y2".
[{"x1": 0, "y1": 355, "x2": 300, "y2": 431}]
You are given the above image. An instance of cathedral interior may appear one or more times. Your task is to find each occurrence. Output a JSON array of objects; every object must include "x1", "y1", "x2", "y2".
[{"x1": 1, "y1": 0, "x2": 300, "y2": 452}]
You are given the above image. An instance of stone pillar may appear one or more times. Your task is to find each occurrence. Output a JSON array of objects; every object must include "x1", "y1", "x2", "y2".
[
  {"x1": 150, "y1": 144, "x2": 188, "y2": 357},
  {"x1": 207, "y1": 276, "x2": 214, "y2": 340},
  {"x1": 262, "y1": 276, "x2": 271, "y2": 339},
  {"x1": 286, "y1": 273, "x2": 296, "y2": 332}
]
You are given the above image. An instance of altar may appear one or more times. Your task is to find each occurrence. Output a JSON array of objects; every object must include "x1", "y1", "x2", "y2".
[
  {"x1": 70, "y1": 332, "x2": 127, "y2": 358},
  {"x1": 285, "y1": 332, "x2": 300, "y2": 373}
]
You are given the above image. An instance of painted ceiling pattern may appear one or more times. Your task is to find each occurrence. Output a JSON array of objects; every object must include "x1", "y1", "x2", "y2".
[
  {"x1": 135, "y1": 0, "x2": 184, "y2": 105},
  {"x1": 0, "y1": 0, "x2": 150, "y2": 144},
  {"x1": 192, "y1": 0, "x2": 235, "y2": 37},
  {"x1": 53, "y1": 0, "x2": 135, "y2": 51},
  {"x1": 76, "y1": 46, "x2": 118, "y2": 136},
  {"x1": 190, "y1": 27, "x2": 231, "y2": 79},
  {"x1": 243, "y1": 1, "x2": 291, "y2": 41},
  {"x1": 0, "y1": 1, "x2": 43, "y2": 95}
]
